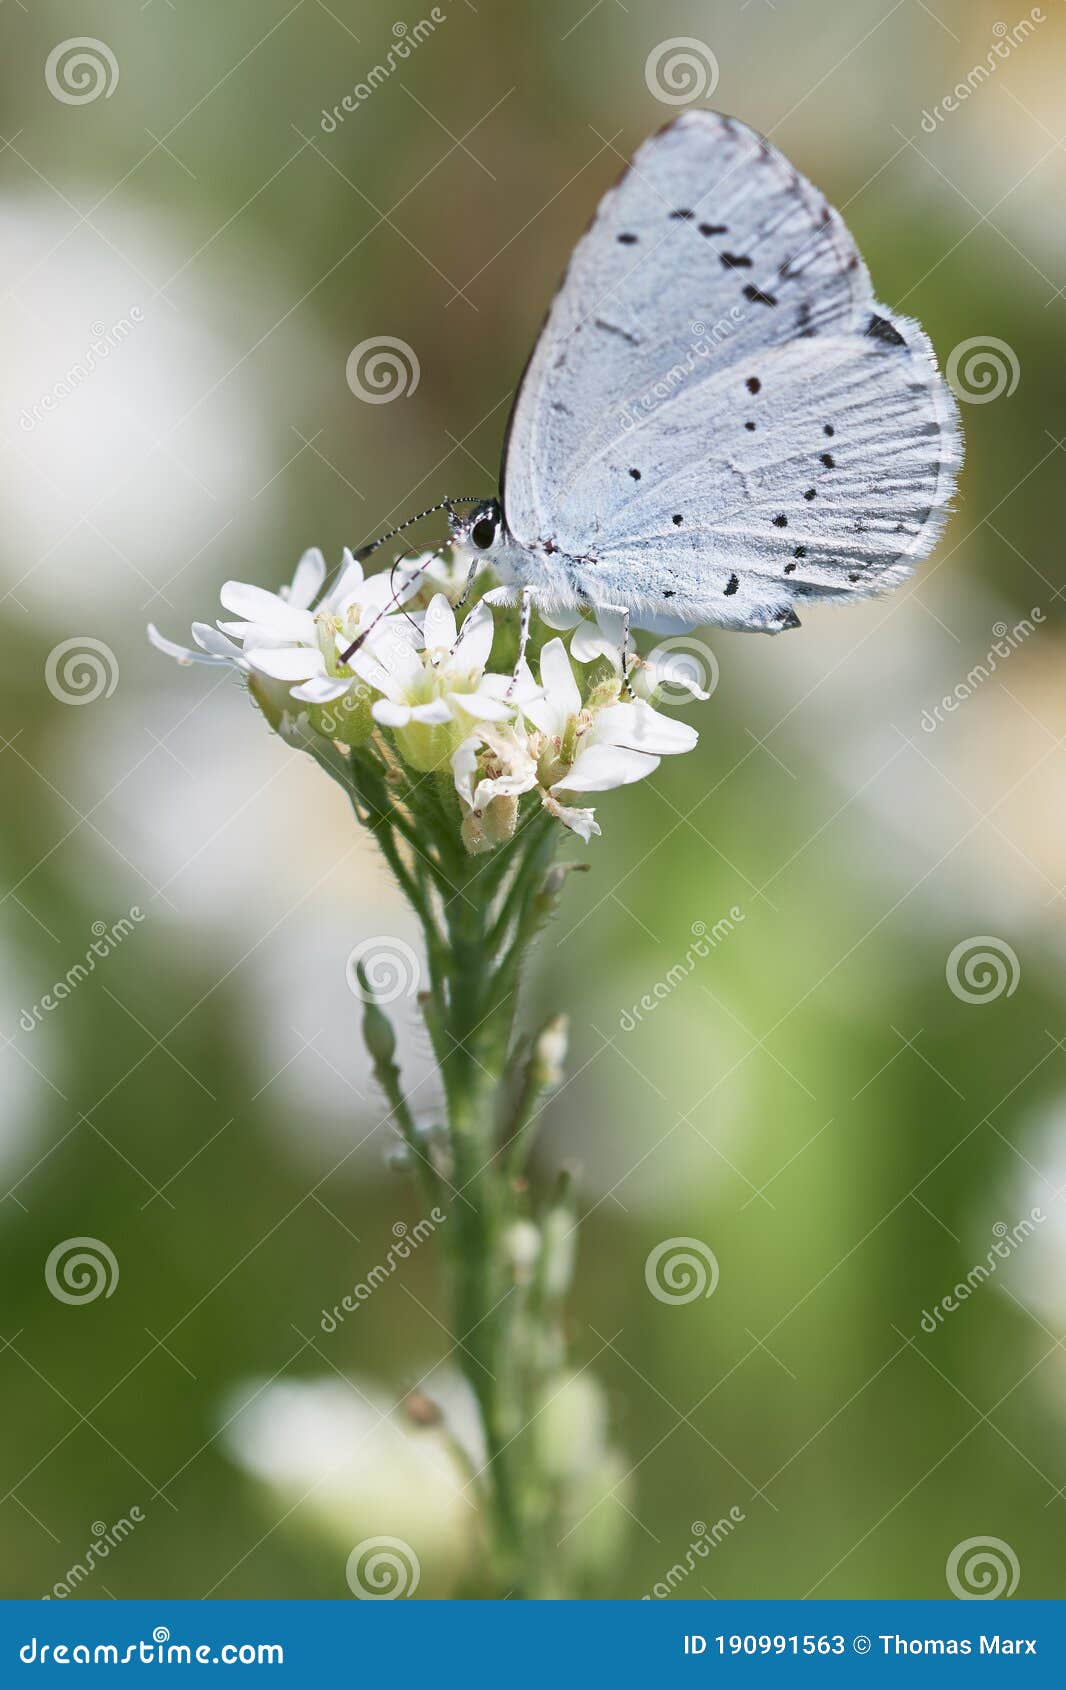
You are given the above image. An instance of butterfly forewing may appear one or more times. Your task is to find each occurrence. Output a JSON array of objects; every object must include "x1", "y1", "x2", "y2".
[{"x1": 502, "y1": 109, "x2": 961, "y2": 631}]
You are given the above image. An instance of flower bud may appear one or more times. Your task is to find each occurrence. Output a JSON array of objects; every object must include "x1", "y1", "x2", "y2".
[
  {"x1": 358, "y1": 966, "x2": 397, "y2": 1065},
  {"x1": 460, "y1": 793, "x2": 519, "y2": 855},
  {"x1": 533, "y1": 1371, "x2": 609, "y2": 1482},
  {"x1": 504, "y1": 1220, "x2": 541, "y2": 1283},
  {"x1": 531, "y1": 1014, "x2": 568, "y2": 1089}
]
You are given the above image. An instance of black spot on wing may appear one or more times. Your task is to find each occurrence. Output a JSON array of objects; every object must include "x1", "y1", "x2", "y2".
[
  {"x1": 724, "y1": 574, "x2": 739, "y2": 596},
  {"x1": 743, "y1": 284, "x2": 778, "y2": 307},
  {"x1": 720, "y1": 252, "x2": 752, "y2": 270},
  {"x1": 865, "y1": 313, "x2": 907, "y2": 347},
  {"x1": 593, "y1": 318, "x2": 640, "y2": 345}
]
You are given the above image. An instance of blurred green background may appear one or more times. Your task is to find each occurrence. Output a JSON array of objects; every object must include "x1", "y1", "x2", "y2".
[{"x1": 2, "y1": 0, "x2": 1065, "y2": 1601}]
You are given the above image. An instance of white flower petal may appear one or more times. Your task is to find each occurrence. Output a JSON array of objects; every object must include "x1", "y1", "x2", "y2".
[
  {"x1": 449, "y1": 692, "x2": 514, "y2": 723},
  {"x1": 571, "y1": 621, "x2": 618, "y2": 667},
  {"x1": 286, "y1": 547, "x2": 327, "y2": 610},
  {"x1": 555, "y1": 742, "x2": 660, "y2": 792},
  {"x1": 453, "y1": 599, "x2": 494, "y2": 672},
  {"x1": 351, "y1": 638, "x2": 420, "y2": 696},
  {"x1": 537, "y1": 608, "x2": 582, "y2": 632},
  {"x1": 220, "y1": 581, "x2": 316, "y2": 641},
  {"x1": 596, "y1": 701, "x2": 698, "y2": 756},
  {"x1": 245, "y1": 646, "x2": 324, "y2": 681},
  {"x1": 191, "y1": 623, "x2": 245, "y2": 662},
  {"x1": 423, "y1": 593, "x2": 457, "y2": 652},
  {"x1": 539, "y1": 638, "x2": 582, "y2": 722},
  {"x1": 411, "y1": 698, "x2": 455, "y2": 725},
  {"x1": 452, "y1": 737, "x2": 480, "y2": 808},
  {"x1": 147, "y1": 624, "x2": 228, "y2": 667},
  {"x1": 372, "y1": 698, "x2": 413, "y2": 728},
  {"x1": 638, "y1": 655, "x2": 711, "y2": 702},
  {"x1": 543, "y1": 794, "x2": 601, "y2": 842},
  {"x1": 290, "y1": 675, "x2": 354, "y2": 703},
  {"x1": 358, "y1": 567, "x2": 421, "y2": 614}
]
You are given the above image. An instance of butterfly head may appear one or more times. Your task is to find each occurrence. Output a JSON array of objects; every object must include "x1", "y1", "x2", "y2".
[{"x1": 450, "y1": 497, "x2": 503, "y2": 555}]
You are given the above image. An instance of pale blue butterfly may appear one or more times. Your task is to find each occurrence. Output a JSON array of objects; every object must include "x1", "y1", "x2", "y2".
[{"x1": 344, "y1": 110, "x2": 962, "y2": 672}]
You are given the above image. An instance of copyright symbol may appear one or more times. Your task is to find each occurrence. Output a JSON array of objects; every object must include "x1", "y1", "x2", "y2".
[{"x1": 853, "y1": 1635, "x2": 872, "y2": 1655}]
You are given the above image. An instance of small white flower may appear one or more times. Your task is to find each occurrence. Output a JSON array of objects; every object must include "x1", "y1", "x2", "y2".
[
  {"x1": 452, "y1": 723, "x2": 540, "y2": 854},
  {"x1": 541, "y1": 606, "x2": 711, "y2": 702},
  {"x1": 218, "y1": 546, "x2": 416, "y2": 706},
  {"x1": 529, "y1": 638, "x2": 697, "y2": 823},
  {"x1": 353, "y1": 594, "x2": 515, "y2": 771},
  {"x1": 453, "y1": 638, "x2": 698, "y2": 847}
]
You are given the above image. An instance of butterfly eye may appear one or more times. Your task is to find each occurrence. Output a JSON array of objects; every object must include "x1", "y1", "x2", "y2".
[{"x1": 471, "y1": 518, "x2": 497, "y2": 550}]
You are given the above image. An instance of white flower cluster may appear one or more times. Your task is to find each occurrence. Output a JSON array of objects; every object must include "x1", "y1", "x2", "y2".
[{"x1": 150, "y1": 548, "x2": 702, "y2": 848}]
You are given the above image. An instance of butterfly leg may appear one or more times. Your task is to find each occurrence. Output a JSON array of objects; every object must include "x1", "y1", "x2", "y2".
[
  {"x1": 503, "y1": 585, "x2": 534, "y2": 699},
  {"x1": 453, "y1": 555, "x2": 482, "y2": 610},
  {"x1": 601, "y1": 602, "x2": 636, "y2": 699}
]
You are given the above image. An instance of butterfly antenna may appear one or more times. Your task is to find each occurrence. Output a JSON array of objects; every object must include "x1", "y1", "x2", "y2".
[{"x1": 352, "y1": 496, "x2": 486, "y2": 562}]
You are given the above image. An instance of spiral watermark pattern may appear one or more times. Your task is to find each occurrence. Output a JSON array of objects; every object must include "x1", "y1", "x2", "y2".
[
  {"x1": 45, "y1": 637, "x2": 119, "y2": 705},
  {"x1": 644, "y1": 38, "x2": 719, "y2": 106},
  {"x1": 946, "y1": 936, "x2": 1020, "y2": 1004},
  {"x1": 946, "y1": 336, "x2": 1020, "y2": 404},
  {"x1": 45, "y1": 38, "x2": 119, "y2": 105},
  {"x1": 946, "y1": 1536, "x2": 1020, "y2": 1599},
  {"x1": 345, "y1": 936, "x2": 421, "y2": 1004},
  {"x1": 345, "y1": 336, "x2": 420, "y2": 403},
  {"x1": 45, "y1": 1237, "x2": 119, "y2": 1305},
  {"x1": 645, "y1": 1237, "x2": 719, "y2": 1304},
  {"x1": 645, "y1": 636, "x2": 719, "y2": 705},
  {"x1": 345, "y1": 1535, "x2": 420, "y2": 1598}
]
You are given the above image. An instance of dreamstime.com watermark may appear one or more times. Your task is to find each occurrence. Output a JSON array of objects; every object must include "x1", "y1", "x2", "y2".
[
  {"x1": 345, "y1": 934, "x2": 421, "y2": 1004},
  {"x1": 320, "y1": 11, "x2": 447, "y2": 132},
  {"x1": 642, "y1": 1510, "x2": 746, "y2": 1598},
  {"x1": 946, "y1": 936, "x2": 1020, "y2": 1005},
  {"x1": 645, "y1": 1237, "x2": 719, "y2": 1304},
  {"x1": 320, "y1": 1211, "x2": 447, "y2": 1331},
  {"x1": 620, "y1": 909, "x2": 744, "y2": 1032},
  {"x1": 345, "y1": 336, "x2": 420, "y2": 403},
  {"x1": 18, "y1": 909, "x2": 145, "y2": 1032},
  {"x1": 18, "y1": 308, "x2": 145, "y2": 433},
  {"x1": 19, "y1": 1629, "x2": 283, "y2": 1666},
  {"x1": 644, "y1": 37, "x2": 720, "y2": 105},
  {"x1": 918, "y1": 1209, "x2": 1045, "y2": 1334},
  {"x1": 42, "y1": 1509, "x2": 146, "y2": 1599},
  {"x1": 45, "y1": 637, "x2": 120, "y2": 705},
  {"x1": 920, "y1": 610, "x2": 1043, "y2": 732},
  {"x1": 45, "y1": 1237, "x2": 119, "y2": 1305},
  {"x1": 946, "y1": 1536, "x2": 1020, "y2": 1600},
  {"x1": 44, "y1": 37, "x2": 119, "y2": 104},
  {"x1": 919, "y1": 11, "x2": 1045, "y2": 132},
  {"x1": 617, "y1": 311, "x2": 744, "y2": 434},
  {"x1": 346, "y1": 1535, "x2": 421, "y2": 1598}
]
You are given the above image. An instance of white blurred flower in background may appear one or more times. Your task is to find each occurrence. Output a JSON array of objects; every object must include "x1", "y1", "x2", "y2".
[{"x1": 219, "y1": 1373, "x2": 481, "y2": 1595}]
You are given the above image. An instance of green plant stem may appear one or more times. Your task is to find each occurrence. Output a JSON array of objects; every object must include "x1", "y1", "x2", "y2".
[{"x1": 356, "y1": 763, "x2": 571, "y2": 1597}]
